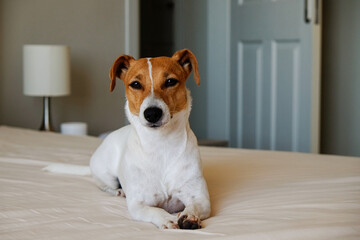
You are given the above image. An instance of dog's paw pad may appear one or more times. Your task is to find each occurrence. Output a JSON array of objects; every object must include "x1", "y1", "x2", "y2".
[
  {"x1": 161, "y1": 220, "x2": 179, "y2": 229},
  {"x1": 177, "y1": 215, "x2": 201, "y2": 229},
  {"x1": 116, "y1": 189, "x2": 126, "y2": 197}
]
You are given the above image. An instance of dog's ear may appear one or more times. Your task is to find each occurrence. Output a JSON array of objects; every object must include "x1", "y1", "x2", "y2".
[
  {"x1": 172, "y1": 49, "x2": 200, "y2": 86},
  {"x1": 109, "y1": 55, "x2": 135, "y2": 92}
]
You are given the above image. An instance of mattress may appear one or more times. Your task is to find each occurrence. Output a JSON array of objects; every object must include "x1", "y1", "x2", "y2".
[{"x1": 0, "y1": 126, "x2": 359, "y2": 239}]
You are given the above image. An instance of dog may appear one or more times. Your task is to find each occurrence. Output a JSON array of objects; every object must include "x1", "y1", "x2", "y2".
[{"x1": 89, "y1": 49, "x2": 211, "y2": 229}]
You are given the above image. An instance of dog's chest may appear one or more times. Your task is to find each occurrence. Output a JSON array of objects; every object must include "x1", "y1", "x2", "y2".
[
  {"x1": 128, "y1": 158, "x2": 187, "y2": 213},
  {"x1": 152, "y1": 191, "x2": 185, "y2": 214},
  {"x1": 122, "y1": 129, "x2": 198, "y2": 213}
]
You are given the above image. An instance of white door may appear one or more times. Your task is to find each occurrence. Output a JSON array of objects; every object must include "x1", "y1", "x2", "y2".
[{"x1": 230, "y1": 0, "x2": 321, "y2": 153}]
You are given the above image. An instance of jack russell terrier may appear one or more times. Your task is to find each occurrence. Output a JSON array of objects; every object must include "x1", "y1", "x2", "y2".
[{"x1": 90, "y1": 49, "x2": 210, "y2": 229}]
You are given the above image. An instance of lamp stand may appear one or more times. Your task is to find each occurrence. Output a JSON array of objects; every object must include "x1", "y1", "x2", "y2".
[{"x1": 40, "y1": 96, "x2": 54, "y2": 131}]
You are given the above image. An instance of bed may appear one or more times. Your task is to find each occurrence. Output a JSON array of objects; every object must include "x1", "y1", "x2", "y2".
[{"x1": 1, "y1": 126, "x2": 359, "y2": 239}]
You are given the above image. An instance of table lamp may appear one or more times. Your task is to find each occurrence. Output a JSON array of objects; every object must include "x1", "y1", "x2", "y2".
[{"x1": 23, "y1": 45, "x2": 71, "y2": 131}]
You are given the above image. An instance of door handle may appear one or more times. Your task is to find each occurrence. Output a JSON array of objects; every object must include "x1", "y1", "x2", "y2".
[
  {"x1": 304, "y1": 0, "x2": 311, "y2": 23},
  {"x1": 305, "y1": 0, "x2": 320, "y2": 25}
]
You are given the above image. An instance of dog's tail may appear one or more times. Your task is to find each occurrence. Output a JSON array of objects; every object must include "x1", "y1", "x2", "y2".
[{"x1": 43, "y1": 163, "x2": 91, "y2": 176}]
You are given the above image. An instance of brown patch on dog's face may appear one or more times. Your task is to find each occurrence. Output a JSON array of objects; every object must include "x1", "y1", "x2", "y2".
[
  {"x1": 109, "y1": 49, "x2": 200, "y2": 116},
  {"x1": 122, "y1": 58, "x2": 151, "y2": 115},
  {"x1": 150, "y1": 57, "x2": 189, "y2": 115}
]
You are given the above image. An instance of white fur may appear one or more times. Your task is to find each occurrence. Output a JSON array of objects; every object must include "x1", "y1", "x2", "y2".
[
  {"x1": 147, "y1": 58, "x2": 154, "y2": 95},
  {"x1": 90, "y1": 90, "x2": 211, "y2": 229}
]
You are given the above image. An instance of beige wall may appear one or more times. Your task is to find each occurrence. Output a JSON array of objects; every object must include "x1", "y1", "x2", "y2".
[{"x1": 0, "y1": 0, "x2": 127, "y2": 136}]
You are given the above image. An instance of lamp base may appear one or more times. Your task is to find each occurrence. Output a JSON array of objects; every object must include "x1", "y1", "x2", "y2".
[{"x1": 40, "y1": 96, "x2": 55, "y2": 131}]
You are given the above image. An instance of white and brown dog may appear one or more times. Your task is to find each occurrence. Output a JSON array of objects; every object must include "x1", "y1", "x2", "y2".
[{"x1": 90, "y1": 49, "x2": 211, "y2": 229}]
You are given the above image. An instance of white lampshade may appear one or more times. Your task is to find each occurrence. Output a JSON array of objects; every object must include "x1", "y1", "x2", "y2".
[{"x1": 23, "y1": 45, "x2": 71, "y2": 96}]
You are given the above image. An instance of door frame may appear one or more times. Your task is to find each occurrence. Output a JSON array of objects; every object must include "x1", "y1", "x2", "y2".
[{"x1": 124, "y1": 0, "x2": 140, "y2": 59}]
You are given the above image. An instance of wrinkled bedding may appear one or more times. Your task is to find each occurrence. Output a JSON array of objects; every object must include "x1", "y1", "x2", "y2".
[{"x1": 0, "y1": 126, "x2": 359, "y2": 239}]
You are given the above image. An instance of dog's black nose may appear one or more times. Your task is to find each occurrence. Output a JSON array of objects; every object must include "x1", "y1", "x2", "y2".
[{"x1": 144, "y1": 107, "x2": 163, "y2": 124}]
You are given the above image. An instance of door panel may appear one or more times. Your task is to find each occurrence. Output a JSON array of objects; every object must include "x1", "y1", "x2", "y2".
[
  {"x1": 231, "y1": 0, "x2": 321, "y2": 152},
  {"x1": 273, "y1": 40, "x2": 300, "y2": 151},
  {"x1": 237, "y1": 41, "x2": 263, "y2": 149}
]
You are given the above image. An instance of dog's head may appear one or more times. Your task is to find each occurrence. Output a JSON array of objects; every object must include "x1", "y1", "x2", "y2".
[{"x1": 109, "y1": 49, "x2": 200, "y2": 129}]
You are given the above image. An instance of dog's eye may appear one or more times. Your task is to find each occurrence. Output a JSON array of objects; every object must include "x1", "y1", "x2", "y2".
[
  {"x1": 164, "y1": 78, "x2": 178, "y2": 88},
  {"x1": 129, "y1": 81, "x2": 142, "y2": 90}
]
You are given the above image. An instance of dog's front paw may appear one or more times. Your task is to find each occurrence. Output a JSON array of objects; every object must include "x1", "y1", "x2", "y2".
[
  {"x1": 160, "y1": 220, "x2": 179, "y2": 229},
  {"x1": 177, "y1": 215, "x2": 201, "y2": 229}
]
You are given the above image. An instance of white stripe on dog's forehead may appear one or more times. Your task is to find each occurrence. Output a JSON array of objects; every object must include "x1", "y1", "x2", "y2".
[{"x1": 147, "y1": 58, "x2": 154, "y2": 94}]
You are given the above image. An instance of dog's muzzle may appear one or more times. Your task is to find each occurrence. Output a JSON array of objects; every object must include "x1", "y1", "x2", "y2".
[{"x1": 144, "y1": 107, "x2": 163, "y2": 127}]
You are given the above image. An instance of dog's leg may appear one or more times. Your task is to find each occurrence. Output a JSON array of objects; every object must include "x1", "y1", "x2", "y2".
[
  {"x1": 128, "y1": 202, "x2": 179, "y2": 229},
  {"x1": 103, "y1": 186, "x2": 126, "y2": 197},
  {"x1": 92, "y1": 174, "x2": 125, "y2": 197},
  {"x1": 176, "y1": 177, "x2": 211, "y2": 229}
]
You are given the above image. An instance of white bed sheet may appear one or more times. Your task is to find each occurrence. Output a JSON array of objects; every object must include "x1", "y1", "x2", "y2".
[{"x1": 0, "y1": 126, "x2": 359, "y2": 239}]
